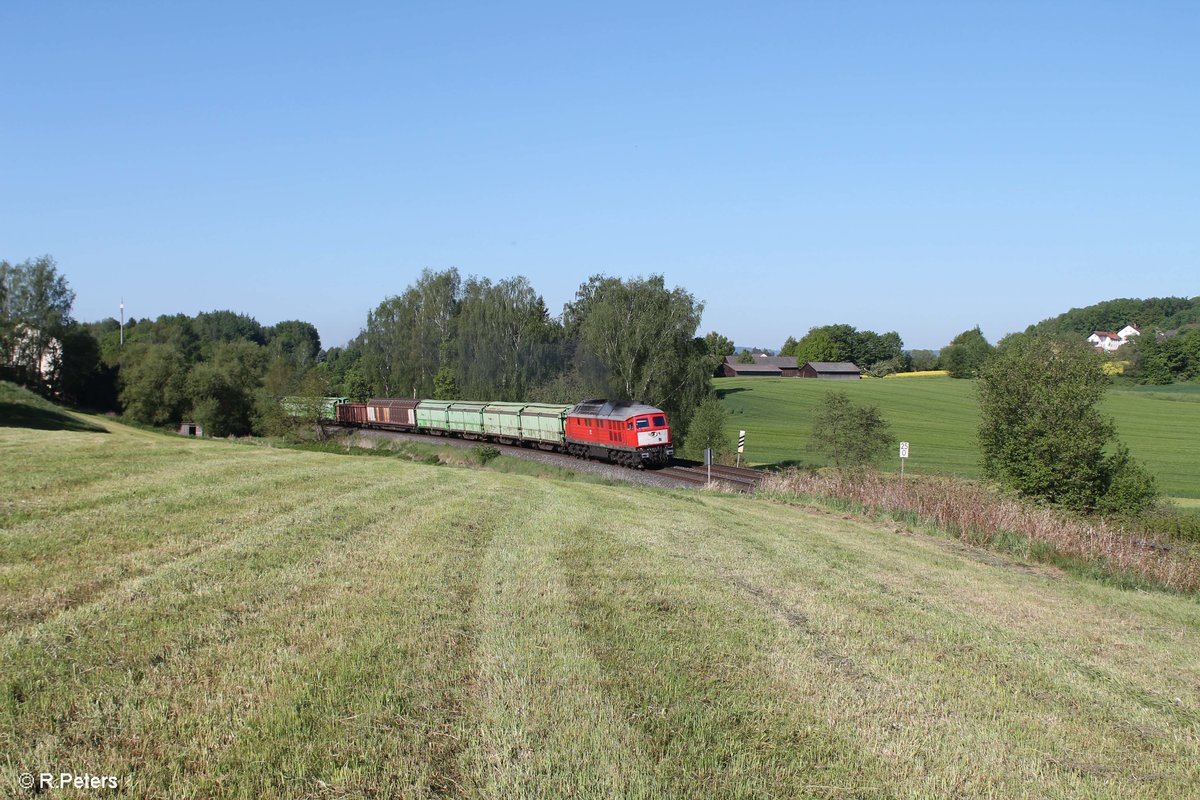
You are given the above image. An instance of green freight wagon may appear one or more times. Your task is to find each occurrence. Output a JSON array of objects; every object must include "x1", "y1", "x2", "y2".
[
  {"x1": 480, "y1": 402, "x2": 570, "y2": 444},
  {"x1": 446, "y1": 401, "x2": 488, "y2": 435},
  {"x1": 281, "y1": 396, "x2": 348, "y2": 421},
  {"x1": 517, "y1": 403, "x2": 571, "y2": 444},
  {"x1": 415, "y1": 400, "x2": 453, "y2": 432},
  {"x1": 481, "y1": 402, "x2": 526, "y2": 439}
]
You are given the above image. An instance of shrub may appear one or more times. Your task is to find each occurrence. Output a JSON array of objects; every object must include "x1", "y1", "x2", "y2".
[
  {"x1": 682, "y1": 395, "x2": 732, "y2": 461},
  {"x1": 1129, "y1": 505, "x2": 1200, "y2": 544},
  {"x1": 808, "y1": 391, "x2": 895, "y2": 468},
  {"x1": 1097, "y1": 444, "x2": 1158, "y2": 516},
  {"x1": 977, "y1": 334, "x2": 1159, "y2": 512},
  {"x1": 471, "y1": 445, "x2": 501, "y2": 465}
]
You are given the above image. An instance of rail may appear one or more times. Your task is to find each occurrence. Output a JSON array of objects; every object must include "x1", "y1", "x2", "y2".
[{"x1": 659, "y1": 463, "x2": 765, "y2": 493}]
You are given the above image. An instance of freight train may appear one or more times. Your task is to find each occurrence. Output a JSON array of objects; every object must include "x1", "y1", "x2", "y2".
[{"x1": 317, "y1": 396, "x2": 674, "y2": 468}]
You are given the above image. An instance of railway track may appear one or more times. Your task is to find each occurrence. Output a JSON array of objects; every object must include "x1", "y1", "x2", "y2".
[
  {"x1": 326, "y1": 423, "x2": 766, "y2": 492},
  {"x1": 659, "y1": 463, "x2": 766, "y2": 493}
]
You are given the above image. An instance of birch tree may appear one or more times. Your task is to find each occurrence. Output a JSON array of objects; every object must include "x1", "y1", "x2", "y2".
[{"x1": 565, "y1": 274, "x2": 708, "y2": 431}]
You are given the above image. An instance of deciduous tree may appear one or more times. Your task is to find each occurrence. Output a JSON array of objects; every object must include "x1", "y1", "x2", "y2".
[
  {"x1": 564, "y1": 274, "x2": 709, "y2": 432},
  {"x1": 808, "y1": 390, "x2": 895, "y2": 468},
  {"x1": 908, "y1": 349, "x2": 940, "y2": 372},
  {"x1": 977, "y1": 334, "x2": 1156, "y2": 513},
  {"x1": 118, "y1": 343, "x2": 190, "y2": 426},
  {"x1": 683, "y1": 395, "x2": 732, "y2": 461},
  {"x1": 187, "y1": 340, "x2": 267, "y2": 436},
  {"x1": 266, "y1": 320, "x2": 321, "y2": 369},
  {"x1": 791, "y1": 327, "x2": 848, "y2": 363},
  {"x1": 784, "y1": 324, "x2": 903, "y2": 368},
  {"x1": 704, "y1": 331, "x2": 736, "y2": 373},
  {"x1": 1, "y1": 255, "x2": 75, "y2": 389},
  {"x1": 359, "y1": 268, "x2": 460, "y2": 397},
  {"x1": 454, "y1": 276, "x2": 560, "y2": 399},
  {"x1": 941, "y1": 326, "x2": 993, "y2": 378}
]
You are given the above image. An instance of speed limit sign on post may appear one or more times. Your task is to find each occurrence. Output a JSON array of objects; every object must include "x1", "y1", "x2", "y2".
[{"x1": 899, "y1": 441, "x2": 910, "y2": 459}]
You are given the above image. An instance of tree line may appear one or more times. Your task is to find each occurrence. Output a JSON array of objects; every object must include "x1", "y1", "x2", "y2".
[
  {"x1": 768, "y1": 322, "x2": 995, "y2": 379},
  {"x1": 779, "y1": 324, "x2": 905, "y2": 375},
  {"x1": 1025, "y1": 294, "x2": 1200, "y2": 384},
  {"x1": 352, "y1": 269, "x2": 716, "y2": 440},
  {"x1": 1, "y1": 259, "x2": 727, "y2": 450}
]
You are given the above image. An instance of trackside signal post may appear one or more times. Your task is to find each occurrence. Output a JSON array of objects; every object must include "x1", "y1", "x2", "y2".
[
  {"x1": 899, "y1": 441, "x2": 910, "y2": 486},
  {"x1": 736, "y1": 430, "x2": 746, "y2": 468}
]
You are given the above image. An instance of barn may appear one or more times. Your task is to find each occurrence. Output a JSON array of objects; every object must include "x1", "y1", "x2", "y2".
[
  {"x1": 798, "y1": 361, "x2": 862, "y2": 379},
  {"x1": 718, "y1": 355, "x2": 800, "y2": 377},
  {"x1": 178, "y1": 422, "x2": 204, "y2": 437}
]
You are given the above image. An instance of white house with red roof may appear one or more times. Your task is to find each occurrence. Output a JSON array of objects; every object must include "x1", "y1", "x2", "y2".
[{"x1": 1087, "y1": 325, "x2": 1140, "y2": 352}]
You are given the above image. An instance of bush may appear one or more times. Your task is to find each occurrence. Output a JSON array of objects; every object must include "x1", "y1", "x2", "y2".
[
  {"x1": 808, "y1": 391, "x2": 895, "y2": 468},
  {"x1": 471, "y1": 445, "x2": 501, "y2": 465},
  {"x1": 682, "y1": 395, "x2": 731, "y2": 461},
  {"x1": 977, "y1": 334, "x2": 1152, "y2": 512},
  {"x1": 942, "y1": 326, "x2": 993, "y2": 378},
  {"x1": 1128, "y1": 505, "x2": 1200, "y2": 544},
  {"x1": 1096, "y1": 444, "x2": 1159, "y2": 516}
]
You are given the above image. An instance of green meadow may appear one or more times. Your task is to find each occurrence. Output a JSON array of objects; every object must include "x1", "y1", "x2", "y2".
[
  {"x1": 3, "y1": 408, "x2": 1200, "y2": 797},
  {"x1": 716, "y1": 376, "x2": 1200, "y2": 500}
]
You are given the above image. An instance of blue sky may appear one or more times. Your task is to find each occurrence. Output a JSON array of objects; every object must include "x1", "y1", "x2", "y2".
[{"x1": 2, "y1": 1, "x2": 1196, "y2": 350}]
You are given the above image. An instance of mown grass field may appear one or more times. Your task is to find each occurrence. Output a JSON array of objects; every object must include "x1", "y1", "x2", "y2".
[
  {"x1": 716, "y1": 376, "x2": 1200, "y2": 500},
  {"x1": 3, "y1": 409, "x2": 1200, "y2": 797}
]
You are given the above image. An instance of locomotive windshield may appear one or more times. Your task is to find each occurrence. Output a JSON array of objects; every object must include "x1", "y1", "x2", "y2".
[
  {"x1": 635, "y1": 418, "x2": 649, "y2": 429},
  {"x1": 653, "y1": 415, "x2": 665, "y2": 427}
]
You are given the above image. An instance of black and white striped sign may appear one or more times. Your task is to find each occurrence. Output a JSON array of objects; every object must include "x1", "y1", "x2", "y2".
[{"x1": 738, "y1": 430, "x2": 746, "y2": 453}]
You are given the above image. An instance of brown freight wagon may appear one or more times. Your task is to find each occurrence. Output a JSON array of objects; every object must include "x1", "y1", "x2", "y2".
[
  {"x1": 336, "y1": 403, "x2": 368, "y2": 425},
  {"x1": 366, "y1": 398, "x2": 420, "y2": 429}
]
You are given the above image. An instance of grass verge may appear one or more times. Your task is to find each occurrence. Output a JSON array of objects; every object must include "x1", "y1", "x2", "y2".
[{"x1": 760, "y1": 469, "x2": 1200, "y2": 594}]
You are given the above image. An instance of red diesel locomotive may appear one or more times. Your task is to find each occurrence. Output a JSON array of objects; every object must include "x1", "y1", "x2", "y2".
[{"x1": 563, "y1": 399, "x2": 673, "y2": 467}]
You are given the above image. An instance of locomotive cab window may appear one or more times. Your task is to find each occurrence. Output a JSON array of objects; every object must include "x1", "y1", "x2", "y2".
[
  {"x1": 653, "y1": 415, "x2": 665, "y2": 427},
  {"x1": 635, "y1": 418, "x2": 649, "y2": 429}
]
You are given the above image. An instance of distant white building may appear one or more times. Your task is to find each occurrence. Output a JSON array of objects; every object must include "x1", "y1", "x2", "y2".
[
  {"x1": 9, "y1": 324, "x2": 62, "y2": 382},
  {"x1": 1088, "y1": 325, "x2": 1140, "y2": 352}
]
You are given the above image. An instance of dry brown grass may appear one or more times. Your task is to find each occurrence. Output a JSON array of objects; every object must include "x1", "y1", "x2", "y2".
[{"x1": 761, "y1": 469, "x2": 1200, "y2": 593}]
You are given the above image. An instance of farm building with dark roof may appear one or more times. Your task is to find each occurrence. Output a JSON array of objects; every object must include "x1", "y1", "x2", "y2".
[
  {"x1": 798, "y1": 361, "x2": 862, "y2": 379},
  {"x1": 718, "y1": 355, "x2": 800, "y2": 377}
]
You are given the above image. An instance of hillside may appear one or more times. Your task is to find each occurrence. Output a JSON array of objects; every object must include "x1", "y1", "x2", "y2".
[
  {"x1": 716, "y1": 376, "x2": 1200, "y2": 500},
  {"x1": 3, "y1": 409, "x2": 1199, "y2": 797},
  {"x1": 0, "y1": 381, "x2": 108, "y2": 433},
  {"x1": 1026, "y1": 295, "x2": 1200, "y2": 337}
]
